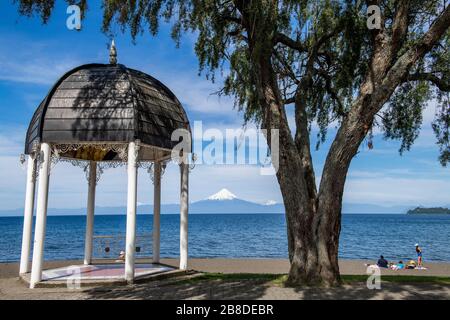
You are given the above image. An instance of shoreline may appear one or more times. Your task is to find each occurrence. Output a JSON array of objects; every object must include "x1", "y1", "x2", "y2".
[
  {"x1": 1, "y1": 259, "x2": 450, "y2": 300},
  {"x1": 1, "y1": 258, "x2": 450, "y2": 278},
  {"x1": 0, "y1": 213, "x2": 412, "y2": 217}
]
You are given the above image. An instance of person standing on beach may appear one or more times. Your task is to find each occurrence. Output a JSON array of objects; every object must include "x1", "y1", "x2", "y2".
[{"x1": 415, "y1": 244, "x2": 423, "y2": 267}]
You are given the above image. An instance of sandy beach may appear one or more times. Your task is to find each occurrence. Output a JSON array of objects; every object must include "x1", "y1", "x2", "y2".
[
  {"x1": 1, "y1": 258, "x2": 449, "y2": 300},
  {"x1": 0, "y1": 258, "x2": 450, "y2": 279},
  {"x1": 162, "y1": 258, "x2": 450, "y2": 277},
  {"x1": 2, "y1": 258, "x2": 450, "y2": 278}
]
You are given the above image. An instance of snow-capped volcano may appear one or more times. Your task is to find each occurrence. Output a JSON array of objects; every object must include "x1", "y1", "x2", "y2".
[{"x1": 207, "y1": 188, "x2": 237, "y2": 201}]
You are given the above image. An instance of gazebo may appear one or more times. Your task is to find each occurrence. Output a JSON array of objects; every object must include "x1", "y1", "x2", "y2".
[{"x1": 19, "y1": 42, "x2": 191, "y2": 288}]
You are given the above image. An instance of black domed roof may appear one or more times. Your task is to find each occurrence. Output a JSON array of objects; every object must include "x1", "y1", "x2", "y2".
[{"x1": 25, "y1": 63, "x2": 190, "y2": 156}]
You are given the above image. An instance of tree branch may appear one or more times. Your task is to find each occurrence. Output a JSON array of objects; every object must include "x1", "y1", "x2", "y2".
[
  {"x1": 405, "y1": 72, "x2": 450, "y2": 91},
  {"x1": 313, "y1": 24, "x2": 344, "y2": 51},
  {"x1": 317, "y1": 5, "x2": 450, "y2": 228},
  {"x1": 391, "y1": 0, "x2": 411, "y2": 55},
  {"x1": 317, "y1": 69, "x2": 347, "y2": 116},
  {"x1": 283, "y1": 96, "x2": 296, "y2": 105},
  {"x1": 304, "y1": 21, "x2": 345, "y2": 79},
  {"x1": 273, "y1": 49, "x2": 300, "y2": 84},
  {"x1": 227, "y1": 28, "x2": 242, "y2": 37},
  {"x1": 275, "y1": 32, "x2": 307, "y2": 52},
  {"x1": 376, "y1": 5, "x2": 450, "y2": 106},
  {"x1": 219, "y1": 15, "x2": 243, "y2": 25},
  {"x1": 293, "y1": 86, "x2": 318, "y2": 211},
  {"x1": 408, "y1": 6, "x2": 450, "y2": 60}
]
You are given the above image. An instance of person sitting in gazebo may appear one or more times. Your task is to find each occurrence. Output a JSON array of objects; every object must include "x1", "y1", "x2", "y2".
[{"x1": 118, "y1": 251, "x2": 125, "y2": 262}]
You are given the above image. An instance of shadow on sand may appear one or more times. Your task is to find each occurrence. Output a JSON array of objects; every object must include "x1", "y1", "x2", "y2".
[{"x1": 83, "y1": 275, "x2": 450, "y2": 300}]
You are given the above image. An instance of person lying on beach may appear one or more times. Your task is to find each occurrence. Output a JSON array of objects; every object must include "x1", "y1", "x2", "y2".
[
  {"x1": 377, "y1": 255, "x2": 389, "y2": 268},
  {"x1": 389, "y1": 261, "x2": 405, "y2": 270}
]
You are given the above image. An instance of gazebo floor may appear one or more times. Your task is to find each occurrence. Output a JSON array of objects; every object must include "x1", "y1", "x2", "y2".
[{"x1": 20, "y1": 262, "x2": 185, "y2": 288}]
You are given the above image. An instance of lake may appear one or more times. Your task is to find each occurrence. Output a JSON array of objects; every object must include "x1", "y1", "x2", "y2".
[{"x1": 1, "y1": 214, "x2": 449, "y2": 262}]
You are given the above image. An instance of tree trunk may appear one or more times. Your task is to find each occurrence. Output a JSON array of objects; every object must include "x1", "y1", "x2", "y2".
[
  {"x1": 242, "y1": 2, "x2": 450, "y2": 288},
  {"x1": 278, "y1": 158, "x2": 345, "y2": 286},
  {"x1": 280, "y1": 4, "x2": 450, "y2": 283},
  {"x1": 277, "y1": 84, "x2": 373, "y2": 286},
  {"x1": 255, "y1": 57, "x2": 334, "y2": 286},
  {"x1": 237, "y1": 0, "x2": 343, "y2": 286},
  {"x1": 276, "y1": 152, "x2": 320, "y2": 285}
]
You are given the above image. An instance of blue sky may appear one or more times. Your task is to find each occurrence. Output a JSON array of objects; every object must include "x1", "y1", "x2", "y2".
[{"x1": 0, "y1": 1, "x2": 448, "y2": 211}]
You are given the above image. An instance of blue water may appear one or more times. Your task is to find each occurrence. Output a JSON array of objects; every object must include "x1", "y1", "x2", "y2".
[{"x1": 1, "y1": 214, "x2": 449, "y2": 263}]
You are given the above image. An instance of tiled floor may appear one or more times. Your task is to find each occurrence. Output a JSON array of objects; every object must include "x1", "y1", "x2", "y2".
[{"x1": 41, "y1": 263, "x2": 174, "y2": 281}]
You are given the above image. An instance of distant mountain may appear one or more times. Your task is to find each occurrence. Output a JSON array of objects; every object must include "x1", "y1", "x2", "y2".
[
  {"x1": 342, "y1": 203, "x2": 410, "y2": 214},
  {"x1": 0, "y1": 188, "x2": 283, "y2": 216},
  {"x1": 0, "y1": 188, "x2": 435, "y2": 217},
  {"x1": 189, "y1": 199, "x2": 284, "y2": 214},
  {"x1": 207, "y1": 188, "x2": 237, "y2": 200},
  {"x1": 186, "y1": 188, "x2": 284, "y2": 214}
]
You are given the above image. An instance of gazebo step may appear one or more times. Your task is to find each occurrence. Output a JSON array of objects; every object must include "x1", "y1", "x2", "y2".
[{"x1": 20, "y1": 263, "x2": 188, "y2": 288}]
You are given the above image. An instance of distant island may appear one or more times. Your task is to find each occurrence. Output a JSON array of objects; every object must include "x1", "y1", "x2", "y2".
[{"x1": 407, "y1": 207, "x2": 450, "y2": 214}]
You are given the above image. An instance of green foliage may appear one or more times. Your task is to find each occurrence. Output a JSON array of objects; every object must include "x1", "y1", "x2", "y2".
[
  {"x1": 13, "y1": 0, "x2": 450, "y2": 164},
  {"x1": 14, "y1": 0, "x2": 87, "y2": 22},
  {"x1": 14, "y1": 0, "x2": 56, "y2": 23},
  {"x1": 432, "y1": 96, "x2": 450, "y2": 166},
  {"x1": 174, "y1": 272, "x2": 450, "y2": 286},
  {"x1": 304, "y1": 3, "x2": 371, "y2": 148},
  {"x1": 430, "y1": 33, "x2": 450, "y2": 166},
  {"x1": 382, "y1": 81, "x2": 431, "y2": 154}
]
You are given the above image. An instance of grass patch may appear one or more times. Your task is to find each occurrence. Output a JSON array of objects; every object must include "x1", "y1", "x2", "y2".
[
  {"x1": 175, "y1": 273, "x2": 287, "y2": 286},
  {"x1": 174, "y1": 273, "x2": 450, "y2": 286},
  {"x1": 342, "y1": 274, "x2": 450, "y2": 284}
]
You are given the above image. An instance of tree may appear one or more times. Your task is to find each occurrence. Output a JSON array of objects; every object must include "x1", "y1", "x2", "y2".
[{"x1": 15, "y1": 0, "x2": 450, "y2": 286}]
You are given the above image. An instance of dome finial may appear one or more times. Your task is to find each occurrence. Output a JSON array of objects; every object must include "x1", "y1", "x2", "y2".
[{"x1": 109, "y1": 39, "x2": 117, "y2": 65}]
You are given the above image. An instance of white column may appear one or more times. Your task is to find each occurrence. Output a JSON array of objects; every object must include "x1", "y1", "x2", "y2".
[
  {"x1": 152, "y1": 162, "x2": 161, "y2": 263},
  {"x1": 19, "y1": 155, "x2": 37, "y2": 274},
  {"x1": 179, "y1": 160, "x2": 189, "y2": 270},
  {"x1": 84, "y1": 161, "x2": 97, "y2": 265},
  {"x1": 30, "y1": 143, "x2": 51, "y2": 288},
  {"x1": 125, "y1": 141, "x2": 138, "y2": 282}
]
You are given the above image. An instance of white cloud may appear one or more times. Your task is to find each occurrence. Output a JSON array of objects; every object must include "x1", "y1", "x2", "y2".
[
  {"x1": 188, "y1": 164, "x2": 282, "y2": 203},
  {"x1": 348, "y1": 168, "x2": 421, "y2": 179},
  {"x1": 0, "y1": 36, "x2": 82, "y2": 86},
  {"x1": 0, "y1": 126, "x2": 26, "y2": 156},
  {"x1": 0, "y1": 58, "x2": 81, "y2": 85},
  {"x1": 129, "y1": 57, "x2": 236, "y2": 115},
  {"x1": 0, "y1": 33, "x2": 447, "y2": 213},
  {"x1": 344, "y1": 177, "x2": 450, "y2": 206},
  {"x1": 2, "y1": 140, "x2": 449, "y2": 211},
  {"x1": 169, "y1": 76, "x2": 235, "y2": 115},
  {"x1": 0, "y1": 130, "x2": 284, "y2": 210}
]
